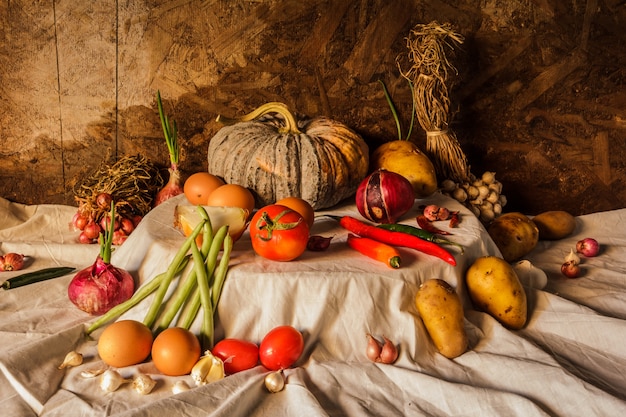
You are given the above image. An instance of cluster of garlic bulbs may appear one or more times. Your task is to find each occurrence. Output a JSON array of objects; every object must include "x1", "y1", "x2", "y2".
[{"x1": 440, "y1": 171, "x2": 507, "y2": 224}]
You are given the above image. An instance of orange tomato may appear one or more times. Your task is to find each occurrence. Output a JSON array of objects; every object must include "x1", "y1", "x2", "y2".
[
  {"x1": 184, "y1": 172, "x2": 225, "y2": 205},
  {"x1": 275, "y1": 196, "x2": 315, "y2": 229},
  {"x1": 151, "y1": 327, "x2": 201, "y2": 376},
  {"x1": 206, "y1": 183, "x2": 256, "y2": 215},
  {"x1": 97, "y1": 320, "x2": 153, "y2": 368}
]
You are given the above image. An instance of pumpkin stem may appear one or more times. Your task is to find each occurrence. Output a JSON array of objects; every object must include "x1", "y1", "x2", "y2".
[{"x1": 216, "y1": 102, "x2": 301, "y2": 134}]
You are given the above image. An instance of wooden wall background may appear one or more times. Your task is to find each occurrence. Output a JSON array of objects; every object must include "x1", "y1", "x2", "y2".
[{"x1": 1, "y1": 0, "x2": 625, "y2": 216}]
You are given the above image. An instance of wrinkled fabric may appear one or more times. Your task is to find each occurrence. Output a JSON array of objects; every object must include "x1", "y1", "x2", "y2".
[{"x1": 0, "y1": 194, "x2": 625, "y2": 416}]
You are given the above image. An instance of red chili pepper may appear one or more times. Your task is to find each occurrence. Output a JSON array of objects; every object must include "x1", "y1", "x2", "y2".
[
  {"x1": 449, "y1": 211, "x2": 460, "y2": 228},
  {"x1": 335, "y1": 216, "x2": 456, "y2": 266},
  {"x1": 416, "y1": 215, "x2": 452, "y2": 235},
  {"x1": 347, "y1": 234, "x2": 402, "y2": 269}
]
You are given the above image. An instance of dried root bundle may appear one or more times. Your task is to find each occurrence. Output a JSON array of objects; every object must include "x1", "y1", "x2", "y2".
[
  {"x1": 74, "y1": 154, "x2": 163, "y2": 221},
  {"x1": 399, "y1": 21, "x2": 470, "y2": 184}
]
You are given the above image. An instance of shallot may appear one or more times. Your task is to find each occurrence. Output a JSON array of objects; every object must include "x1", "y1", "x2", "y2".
[
  {"x1": 0, "y1": 253, "x2": 25, "y2": 271},
  {"x1": 366, "y1": 333, "x2": 398, "y2": 364},
  {"x1": 154, "y1": 90, "x2": 183, "y2": 206},
  {"x1": 576, "y1": 238, "x2": 600, "y2": 257},
  {"x1": 561, "y1": 260, "x2": 581, "y2": 278},
  {"x1": 68, "y1": 203, "x2": 135, "y2": 316}
]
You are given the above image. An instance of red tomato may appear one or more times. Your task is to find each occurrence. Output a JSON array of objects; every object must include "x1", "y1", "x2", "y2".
[
  {"x1": 259, "y1": 325, "x2": 305, "y2": 371},
  {"x1": 249, "y1": 204, "x2": 310, "y2": 261},
  {"x1": 211, "y1": 338, "x2": 259, "y2": 375}
]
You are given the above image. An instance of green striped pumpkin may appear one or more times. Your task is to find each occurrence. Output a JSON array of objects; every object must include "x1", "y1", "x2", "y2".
[{"x1": 207, "y1": 102, "x2": 369, "y2": 210}]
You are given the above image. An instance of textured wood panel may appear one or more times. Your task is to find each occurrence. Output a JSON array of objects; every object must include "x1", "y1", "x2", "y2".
[{"x1": 1, "y1": 0, "x2": 625, "y2": 216}]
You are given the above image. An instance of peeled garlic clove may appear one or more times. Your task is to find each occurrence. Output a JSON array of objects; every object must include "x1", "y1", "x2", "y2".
[
  {"x1": 172, "y1": 380, "x2": 191, "y2": 394},
  {"x1": 58, "y1": 351, "x2": 83, "y2": 369},
  {"x1": 100, "y1": 369, "x2": 130, "y2": 393},
  {"x1": 264, "y1": 370, "x2": 285, "y2": 393},
  {"x1": 133, "y1": 374, "x2": 157, "y2": 395},
  {"x1": 513, "y1": 260, "x2": 548, "y2": 289}
]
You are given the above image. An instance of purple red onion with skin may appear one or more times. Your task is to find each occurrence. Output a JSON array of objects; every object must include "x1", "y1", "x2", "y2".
[
  {"x1": 356, "y1": 169, "x2": 415, "y2": 224},
  {"x1": 68, "y1": 202, "x2": 135, "y2": 316}
]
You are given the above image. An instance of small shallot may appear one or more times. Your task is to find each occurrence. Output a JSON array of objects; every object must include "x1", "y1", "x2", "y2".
[
  {"x1": 0, "y1": 253, "x2": 25, "y2": 271},
  {"x1": 576, "y1": 238, "x2": 600, "y2": 257},
  {"x1": 561, "y1": 260, "x2": 581, "y2": 278},
  {"x1": 366, "y1": 333, "x2": 398, "y2": 364}
]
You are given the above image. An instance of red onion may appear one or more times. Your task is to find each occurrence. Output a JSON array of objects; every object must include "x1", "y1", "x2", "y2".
[
  {"x1": 576, "y1": 237, "x2": 600, "y2": 257},
  {"x1": 0, "y1": 253, "x2": 25, "y2": 271},
  {"x1": 68, "y1": 202, "x2": 135, "y2": 315},
  {"x1": 356, "y1": 169, "x2": 415, "y2": 224},
  {"x1": 67, "y1": 256, "x2": 135, "y2": 315}
]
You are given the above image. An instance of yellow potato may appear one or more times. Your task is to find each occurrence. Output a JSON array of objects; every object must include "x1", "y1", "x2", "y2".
[
  {"x1": 487, "y1": 212, "x2": 539, "y2": 262},
  {"x1": 532, "y1": 210, "x2": 576, "y2": 240},
  {"x1": 465, "y1": 256, "x2": 527, "y2": 330},
  {"x1": 415, "y1": 279, "x2": 468, "y2": 359}
]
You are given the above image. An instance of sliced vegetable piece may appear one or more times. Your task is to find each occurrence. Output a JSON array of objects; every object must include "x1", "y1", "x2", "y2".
[{"x1": 1, "y1": 267, "x2": 76, "y2": 290}]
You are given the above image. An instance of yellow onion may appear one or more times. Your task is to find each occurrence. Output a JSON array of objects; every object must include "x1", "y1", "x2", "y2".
[{"x1": 355, "y1": 169, "x2": 415, "y2": 224}]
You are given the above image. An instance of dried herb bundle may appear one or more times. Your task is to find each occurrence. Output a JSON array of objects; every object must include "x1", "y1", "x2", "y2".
[
  {"x1": 74, "y1": 154, "x2": 163, "y2": 220},
  {"x1": 399, "y1": 21, "x2": 470, "y2": 183}
]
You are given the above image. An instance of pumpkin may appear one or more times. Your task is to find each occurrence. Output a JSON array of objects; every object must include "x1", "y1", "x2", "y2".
[{"x1": 207, "y1": 102, "x2": 369, "y2": 210}]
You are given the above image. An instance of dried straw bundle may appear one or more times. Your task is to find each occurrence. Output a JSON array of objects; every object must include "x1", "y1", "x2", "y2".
[
  {"x1": 399, "y1": 21, "x2": 470, "y2": 183},
  {"x1": 74, "y1": 154, "x2": 163, "y2": 220}
]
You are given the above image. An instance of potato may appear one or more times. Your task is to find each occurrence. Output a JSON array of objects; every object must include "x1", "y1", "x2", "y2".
[
  {"x1": 531, "y1": 210, "x2": 576, "y2": 240},
  {"x1": 415, "y1": 279, "x2": 468, "y2": 358},
  {"x1": 465, "y1": 256, "x2": 527, "y2": 330},
  {"x1": 487, "y1": 212, "x2": 539, "y2": 262}
]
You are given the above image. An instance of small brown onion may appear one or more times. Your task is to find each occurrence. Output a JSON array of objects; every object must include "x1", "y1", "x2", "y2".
[
  {"x1": 96, "y1": 193, "x2": 113, "y2": 210},
  {"x1": 356, "y1": 169, "x2": 415, "y2": 224}
]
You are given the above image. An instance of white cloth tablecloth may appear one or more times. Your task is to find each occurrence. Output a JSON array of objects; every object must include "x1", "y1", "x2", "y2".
[{"x1": 1, "y1": 194, "x2": 625, "y2": 416}]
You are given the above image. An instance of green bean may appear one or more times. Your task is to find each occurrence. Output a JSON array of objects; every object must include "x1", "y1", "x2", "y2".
[
  {"x1": 143, "y1": 219, "x2": 206, "y2": 329},
  {"x1": 211, "y1": 233, "x2": 233, "y2": 312},
  {"x1": 155, "y1": 221, "x2": 213, "y2": 332},
  {"x1": 192, "y1": 241, "x2": 213, "y2": 349}
]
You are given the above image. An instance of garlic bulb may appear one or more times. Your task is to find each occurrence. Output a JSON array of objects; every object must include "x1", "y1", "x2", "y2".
[{"x1": 440, "y1": 171, "x2": 507, "y2": 224}]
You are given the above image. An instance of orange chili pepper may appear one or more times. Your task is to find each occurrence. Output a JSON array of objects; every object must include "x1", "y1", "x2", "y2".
[{"x1": 346, "y1": 234, "x2": 402, "y2": 269}]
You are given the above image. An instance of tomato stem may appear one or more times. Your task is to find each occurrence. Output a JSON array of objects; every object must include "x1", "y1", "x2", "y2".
[{"x1": 256, "y1": 210, "x2": 304, "y2": 241}]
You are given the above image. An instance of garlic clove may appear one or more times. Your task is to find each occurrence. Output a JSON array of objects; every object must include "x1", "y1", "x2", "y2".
[
  {"x1": 132, "y1": 374, "x2": 157, "y2": 395},
  {"x1": 172, "y1": 380, "x2": 191, "y2": 394},
  {"x1": 58, "y1": 350, "x2": 83, "y2": 370},
  {"x1": 564, "y1": 248, "x2": 581, "y2": 265},
  {"x1": 191, "y1": 351, "x2": 225, "y2": 386},
  {"x1": 264, "y1": 370, "x2": 285, "y2": 393},
  {"x1": 100, "y1": 369, "x2": 131, "y2": 393},
  {"x1": 81, "y1": 367, "x2": 106, "y2": 378}
]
